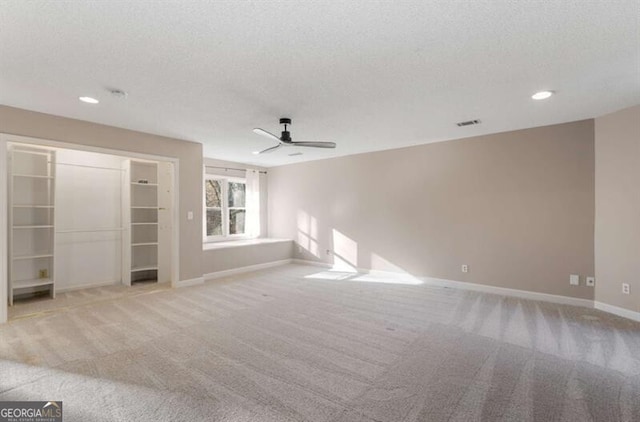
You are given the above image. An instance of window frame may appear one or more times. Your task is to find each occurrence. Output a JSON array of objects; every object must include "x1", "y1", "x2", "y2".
[{"x1": 204, "y1": 175, "x2": 248, "y2": 242}]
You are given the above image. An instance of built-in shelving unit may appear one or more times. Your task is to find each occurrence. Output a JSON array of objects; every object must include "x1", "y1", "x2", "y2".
[
  {"x1": 8, "y1": 146, "x2": 56, "y2": 305},
  {"x1": 126, "y1": 160, "x2": 159, "y2": 284}
]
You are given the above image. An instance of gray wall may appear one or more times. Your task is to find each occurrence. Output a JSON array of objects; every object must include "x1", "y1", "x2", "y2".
[
  {"x1": 268, "y1": 120, "x2": 596, "y2": 300},
  {"x1": 594, "y1": 105, "x2": 640, "y2": 312},
  {"x1": 0, "y1": 105, "x2": 204, "y2": 282}
]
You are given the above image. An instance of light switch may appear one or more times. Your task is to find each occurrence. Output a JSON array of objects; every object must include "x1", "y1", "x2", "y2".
[
  {"x1": 569, "y1": 274, "x2": 580, "y2": 286},
  {"x1": 187, "y1": 211, "x2": 194, "y2": 220}
]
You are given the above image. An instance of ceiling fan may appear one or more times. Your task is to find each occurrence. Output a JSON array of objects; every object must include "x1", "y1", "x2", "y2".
[{"x1": 252, "y1": 118, "x2": 336, "y2": 154}]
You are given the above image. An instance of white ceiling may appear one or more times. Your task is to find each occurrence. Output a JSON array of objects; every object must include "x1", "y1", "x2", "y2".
[{"x1": 1, "y1": 1, "x2": 639, "y2": 167}]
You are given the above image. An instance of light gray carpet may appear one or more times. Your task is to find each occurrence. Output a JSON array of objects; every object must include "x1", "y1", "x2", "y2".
[{"x1": 1, "y1": 264, "x2": 639, "y2": 421}]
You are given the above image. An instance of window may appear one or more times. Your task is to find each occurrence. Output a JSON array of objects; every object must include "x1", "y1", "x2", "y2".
[{"x1": 205, "y1": 176, "x2": 247, "y2": 240}]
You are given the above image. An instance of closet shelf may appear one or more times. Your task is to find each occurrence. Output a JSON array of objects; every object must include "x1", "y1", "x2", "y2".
[
  {"x1": 12, "y1": 278, "x2": 54, "y2": 289},
  {"x1": 13, "y1": 204, "x2": 54, "y2": 208},
  {"x1": 13, "y1": 225, "x2": 54, "y2": 229},
  {"x1": 131, "y1": 265, "x2": 158, "y2": 272},
  {"x1": 13, "y1": 150, "x2": 51, "y2": 157},
  {"x1": 132, "y1": 222, "x2": 158, "y2": 225},
  {"x1": 132, "y1": 242, "x2": 158, "y2": 247},
  {"x1": 12, "y1": 174, "x2": 54, "y2": 179},
  {"x1": 13, "y1": 253, "x2": 53, "y2": 260},
  {"x1": 131, "y1": 182, "x2": 159, "y2": 186},
  {"x1": 56, "y1": 228, "x2": 123, "y2": 234},
  {"x1": 131, "y1": 206, "x2": 158, "y2": 209}
]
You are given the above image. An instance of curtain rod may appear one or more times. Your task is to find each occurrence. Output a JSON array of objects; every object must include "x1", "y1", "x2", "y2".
[{"x1": 205, "y1": 165, "x2": 267, "y2": 174}]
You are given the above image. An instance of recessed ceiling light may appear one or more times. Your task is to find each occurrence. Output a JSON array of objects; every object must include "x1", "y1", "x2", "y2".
[
  {"x1": 79, "y1": 96, "x2": 99, "y2": 104},
  {"x1": 531, "y1": 91, "x2": 553, "y2": 100},
  {"x1": 252, "y1": 151, "x2": 260, "y2": 155}
]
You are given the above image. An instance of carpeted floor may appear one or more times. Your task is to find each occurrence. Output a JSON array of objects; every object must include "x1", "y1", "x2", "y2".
[{"x1": 1, "y1": 264, "x2": 639, "y2": 421}]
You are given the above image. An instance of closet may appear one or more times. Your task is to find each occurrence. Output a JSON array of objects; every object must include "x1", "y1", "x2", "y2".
[
  {"x1": 8, "y1": 146, "x2": 56, "y2": 305},
  {"x1": 6, "y1": 142, "x2": 174, "y2": 305},
  {"x1": 124, "y1": 160, "x2": 160, "y2": 285}
]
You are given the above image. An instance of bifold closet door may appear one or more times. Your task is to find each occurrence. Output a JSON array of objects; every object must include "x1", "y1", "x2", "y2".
[{"x1": 55, "y1": 150, "x2": 123, "y2": 291}]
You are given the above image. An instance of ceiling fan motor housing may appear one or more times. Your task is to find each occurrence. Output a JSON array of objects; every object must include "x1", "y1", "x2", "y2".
[{"x1": 280, "y1": 117, "x2": 292, "y2": 142}]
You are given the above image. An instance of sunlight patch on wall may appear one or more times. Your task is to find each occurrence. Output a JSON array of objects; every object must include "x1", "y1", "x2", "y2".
[
  {"x1": 332, "y1": 229, "x2": 357, "y2": 271},
  {"x1": 297, "y1": 210, "x2": 319, "y2": 257},
  {"x1": 371, "y1": 253, "x2": 408, "y2": 273}
]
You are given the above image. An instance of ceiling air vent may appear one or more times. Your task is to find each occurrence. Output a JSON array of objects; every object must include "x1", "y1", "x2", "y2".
[
  {"x1": 288, "y1": 152, "x2": 303, "y2": 156},
  {"x1": 456, "y1": 119, "x2": 481, "y2": 127}
]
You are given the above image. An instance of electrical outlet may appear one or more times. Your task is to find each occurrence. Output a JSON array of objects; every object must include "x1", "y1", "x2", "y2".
[
  {"x1": 461, "y1": 264, "x2": 468, "y2": 273},
  {"x1": 569, "y1": 274, "x2": 580, "y2": 286},
  {"x1": 622, "y1": 283, "x2": 630, "y2": 295},
  {"x1": 586, "y1": 276, "x2": 595, "y2": 287}
]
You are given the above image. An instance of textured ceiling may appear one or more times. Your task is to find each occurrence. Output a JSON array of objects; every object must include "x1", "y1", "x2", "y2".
[{"x1": 1, "y1": 0, "x2": 639, "y2": 167}]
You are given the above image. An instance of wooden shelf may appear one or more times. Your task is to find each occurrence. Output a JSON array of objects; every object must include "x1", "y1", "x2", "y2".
[
  {"x1": 12, "y1": 278, "x2": 54, "y2": 289},
  {"x1": 13, "y1": 253, "x2": 53, "y2": 260}
]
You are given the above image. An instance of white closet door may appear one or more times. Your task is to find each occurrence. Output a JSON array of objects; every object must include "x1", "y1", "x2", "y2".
[{"x1": 55, "y1": 150, "x2": 124, "y2": 291}]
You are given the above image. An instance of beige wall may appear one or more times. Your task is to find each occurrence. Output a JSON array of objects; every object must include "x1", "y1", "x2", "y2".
[
  {"x1": 203, "y1": 241, "x2": 294, "y2": 275},
  {"x1": 0, "y1": 105, "x2": 203, "y2": 282},
  {"x1": 269, "y1": 120, "x2": 595, "y2": 299},
  {"x1": 594, "y1": 105, "x2": 640, "y2": 312}
]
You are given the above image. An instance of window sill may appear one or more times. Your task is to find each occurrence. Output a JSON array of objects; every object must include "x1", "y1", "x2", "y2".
[{"x1": 203, "y1": 238, "x2": 292, "y2": 251}]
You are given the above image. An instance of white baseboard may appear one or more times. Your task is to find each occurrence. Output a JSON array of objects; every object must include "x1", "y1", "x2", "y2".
[
  {"x1": 174, "y1": 276, "x2": 204, "y2": 288},
  {"x1": 204, "y1": 259, "x2": 293, "y2": 281},
  {"x1": 293, "y1": 260, "x2": 594, "y2": 309},
  {"x1": 594, "y1": 301, "x2": 640, "y2": 322},
  {"x1": 56, "y1": 279, "x2": 120, "y2": 293},
  {"x1": 421, "y1": 276, "x2": 594, "y2": 308}
]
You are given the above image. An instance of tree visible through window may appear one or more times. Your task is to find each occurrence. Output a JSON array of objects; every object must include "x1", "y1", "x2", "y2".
[
  {"x1": 205, "y1": 179, "x2": 222, "y2": 236},
  {"x1": 228, "y1": 182, "x2": 246, "y2": 235},
  {"x1": 205, "y1": 177, "x2": 246, "y2": 239}
]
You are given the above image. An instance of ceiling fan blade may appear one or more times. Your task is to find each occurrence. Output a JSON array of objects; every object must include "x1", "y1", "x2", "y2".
[
  {"x1": 290, "y1": 141, "x2": 336, "y2": 149},
  {"x1": 256, "y1": 143, "x2": 283, "y2": 154},
  {"x1": 253, "y1": 128, "x2": 281, "y2": 142}
]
